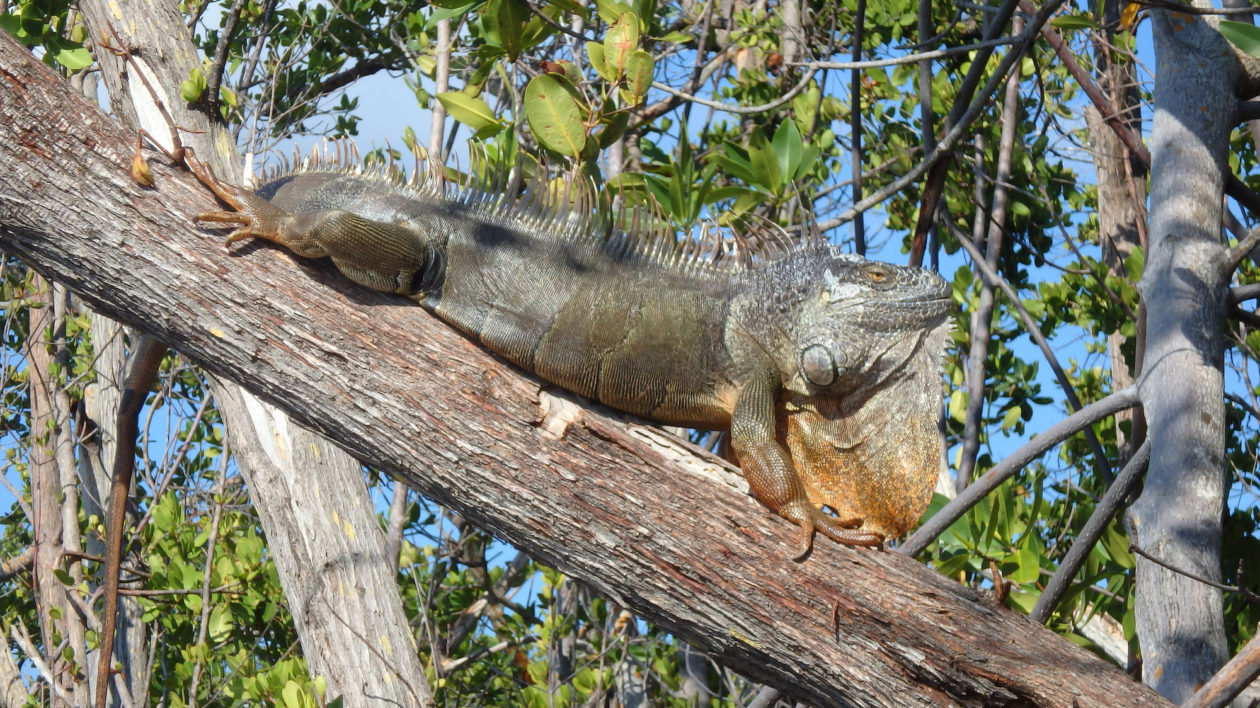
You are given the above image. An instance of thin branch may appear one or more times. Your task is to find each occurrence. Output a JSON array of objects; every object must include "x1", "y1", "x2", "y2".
[
  {"x1": 1231, "y1": 283, "x2": 1260, "y2": 304},
  {"x1": 830, "y1": 0, "x2": 1069, "y2": 228},
  {"x1": 1131, "y1": 0, "x2": 1260, "y2": 15},
  {"x1": 187, "y1": 453, "x2": 229, "y2": 708},
  {"x1": 649, "y1": 67, "x2": 817, "y2": 115},
  {"x1": 797, "y1": 35, "x2": 1019, "y2": 70},
  {"x1": 10, "y1": 624, "x2": 72, "y2": 705},
  {"x1": 0, "y1": 547, "x2": 32, "y2": 581},
  {"x1": 957, "y1": 18, "x2": 1023, "y2": 489},
  {"x1": 1128, "y1": 543, "x2": 1260, "y2": 604},
  {"x1": 945, "y1": 208, "x2": 1116, "y2": 485},
  {"x1": 1029, "y1": 439, "x2": 1150, "y2": 624},
  {"x1": 850, "y1": 0, "x2": 867, "y2": 255},
  {"x1": 900, "y1": 386, "x2": 1140, "y2": 556}
]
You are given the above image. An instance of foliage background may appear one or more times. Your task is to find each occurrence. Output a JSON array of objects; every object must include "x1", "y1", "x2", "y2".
[{"x1": 2, "y1": 0, "x2": 1260, "y2": 704}]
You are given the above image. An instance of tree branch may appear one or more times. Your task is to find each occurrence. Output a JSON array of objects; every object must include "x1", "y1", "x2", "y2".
[
  {"x1": 901, "y1": 386, "x2": 1141, "y2": 556},
  {"x1": 0, "y1": 32, "x2": 1168, "y2": 707}
]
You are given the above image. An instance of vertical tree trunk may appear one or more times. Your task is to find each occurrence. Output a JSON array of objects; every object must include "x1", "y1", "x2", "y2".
[{"x1": 1130, "y1": 7, "x2": 1234, "y2": 701}]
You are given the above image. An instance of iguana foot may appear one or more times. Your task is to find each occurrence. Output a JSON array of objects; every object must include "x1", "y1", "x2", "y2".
[
  {"x1": 186, "y1": 152, "x2": 307, "y2": 253},
  {"x1": 783, "y1": 502, "x2": 884, "y2": 559}
]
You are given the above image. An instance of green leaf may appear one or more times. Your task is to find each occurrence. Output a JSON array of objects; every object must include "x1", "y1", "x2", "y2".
[
  {"x1": 48, "y1": 40, "x2": 92, "y2": 71},
  {"x1": 1010, "y1": 547, "x2": 1040, "y2": 584},
  {"x1": 180, "y1": 67, "x2": 207, "y2": 103},
  {"x1": 281, "y1": 680, "x2": 304, "y2": 708},
  {"x1": 772, "y1": 120, "x2": 803, "y2": 187},
  {"x1": 604, "y1": 11, "x2": 639, "y2": 75},
  {"x1": 208, "y1": 605, "x2": 233, "y2": 643},
  {"x1": 0, "y1": 15, "x2": 26, "y2": 40},
  {"x1": 658, "y1": 30, "x2": 691, "y2": 44},
  {"x1": 594, "y1": 0, "x2": 634, "y2": 23},
  {"x1": 1101, "y1": 521, "x2": 1134, "y2": 569},
  {"x1": 586, "y1": 41, "x2": 614, "y2": 82},
  {"x1": 948, "y1": 389, "x2": 967, "y2": 424},
  {"x1": 1050, "y1": 14, "x2": 1096, "y2": 31},
  {"x1": 620, "y1": 49, "x2": 653, "y2": 104},
  {"x1": 746, "y1": 128, "x2": 781, "y2": 195},
  {"x1": 524, "y1": 74, "x2": 587, "y2": 156},
  {"x1": 1219, "y1": 21, "x2": 1260, "y2": 59},
  {"x1": 436, "y1": 91, "x2": 499, "y2": 131}
]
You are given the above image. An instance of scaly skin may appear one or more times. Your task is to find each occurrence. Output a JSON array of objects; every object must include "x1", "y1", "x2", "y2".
[{"x1": 189, "y1": 155, "x2": 951, "y2": 556}]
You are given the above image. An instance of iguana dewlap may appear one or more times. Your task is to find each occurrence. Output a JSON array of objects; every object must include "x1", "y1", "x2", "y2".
[{"x1": 192, "y1": 155, "x2": 951, "y2": 557}]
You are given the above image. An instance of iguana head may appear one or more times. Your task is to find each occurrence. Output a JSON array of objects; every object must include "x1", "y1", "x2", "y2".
[{"x1": 755, "y1": 249, "x2": 952, "y2": 398}]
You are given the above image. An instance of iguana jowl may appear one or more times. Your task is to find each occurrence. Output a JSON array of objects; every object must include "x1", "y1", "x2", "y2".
[{"x1": 192, "y1": 152, "x2": 951, "y2": 556}]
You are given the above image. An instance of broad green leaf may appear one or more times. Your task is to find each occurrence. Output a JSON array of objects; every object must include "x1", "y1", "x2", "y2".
[
  {"x1": 481, "y1": 0, "x2": 529, "y2": 59},
  {"x1": 281, "y1": 680, "x2": 304, "y2": 708},
  {"x1": 621, "y1": 49, "x2": 653, "y2": 104},
  {"x1": 604, "y1": 11, "x2": 639, "y2": 74},
  {"x1": 1010, "y1": 547, "x2": 1040, "y2": 584},
  {"x1": 436, "y1": 91, "x2": 499, "y2": 130},
  {"x1": 208, "y1": 605, "x2": 232, "y2": 643},
  {"x1": 524, "y1": 74, "x2": 587, "y2": 156},
  {"x1": 1219, "y1": 21, "x2": 1260, "y2": 59},
  {"x1": 49, "y1": 40, "x2": 91, "y2": 70},
  {"x1": 791, "y1": 80, "x2": 821, "y2": 135},
  {"x1": 1101, "y1": 521, "x2": 1134, "y2": 569},
  {"x1": 586, "y1": 41, "x2": 614, "y2": 82},
  {"x1": 948, "y1": 389, "x2": 966, "y2": 424},
  {"x1": 772, "y1": 120, "x2": 803, "y2": 187}
]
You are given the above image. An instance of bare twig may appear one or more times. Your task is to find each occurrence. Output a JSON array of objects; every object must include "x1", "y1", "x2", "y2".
[
  {"x1": 649, "y1": 67, "x2": 817, "y2": 115},
  {"x1": 945, "y1": 210, "x2": 1116, "y2": 486},
  {"x1": 957, "y1": 17, "x2": 1023, "y2": 489},
  {"x1": 798, "y1": 35, "x2": 1019, "y2": 70}
]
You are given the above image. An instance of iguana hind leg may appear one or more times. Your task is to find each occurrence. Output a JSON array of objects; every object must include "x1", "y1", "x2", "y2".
[
  {"x1": 190, "y1": 154, "x2": 438, "y2": 296},
  {"x1": 730, "y1": 373, "x2": 884, "y2": 558}
]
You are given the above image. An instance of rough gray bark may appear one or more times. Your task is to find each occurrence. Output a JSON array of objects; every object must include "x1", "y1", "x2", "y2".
[
  {"x1": 0, "y1": 32, "x2": 1170, "y2": 707},
  {"x1": 71, "y1": 0, "x2": 433, "y2": 703},
  {"x1": 1128, "y1": 7, "x2": 1235, "y2": 702}
]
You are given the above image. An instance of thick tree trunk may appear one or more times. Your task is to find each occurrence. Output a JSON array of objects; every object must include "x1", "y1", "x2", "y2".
[
  {"x1": 0, "y1": 32, "x2": 1169, "y2": 706},
  {"x1": 1130, "y1": 7, "x2": 1235, "y2": 702}
]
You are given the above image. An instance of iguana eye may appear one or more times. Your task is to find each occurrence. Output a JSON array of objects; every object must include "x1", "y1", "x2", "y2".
[
  {"x1": 866, "y1": 266, "x2": 889, "y2": 283},
  {"x1": 800, "y1": 344, "x2": 836, "y2": 387}
]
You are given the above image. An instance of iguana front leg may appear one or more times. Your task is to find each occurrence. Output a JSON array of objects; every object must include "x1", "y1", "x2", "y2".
[
  {"x1": 730, "y1": 372, "x2": 884, "y2": 557},
  {"x1": 189, "y1": 155, "x2": 436, "y2": 296}
]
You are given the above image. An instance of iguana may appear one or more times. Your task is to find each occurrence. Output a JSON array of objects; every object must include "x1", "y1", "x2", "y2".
[{"x1": 189, "y1": 149, "x2": 951, "y2": 556}]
